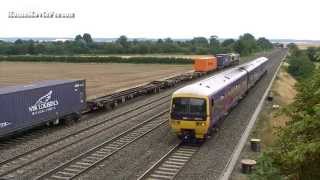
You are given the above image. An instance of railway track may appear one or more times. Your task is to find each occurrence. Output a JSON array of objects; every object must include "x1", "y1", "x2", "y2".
[
  {"x1": 0, "y1": 69, "x2": 217, "y2": 179},
  {"x1": 137, "y1": 143, "x2": 199, "y2": 180},
  {"x1": 0, "y1": 93, "x2": 172, "y2": 179},
  {"x1": 0, "y1": 51, "x2": 279, "y2": 180},
  {"x1": 34, "y1": 110, "x2": 169, "y2": 180}
]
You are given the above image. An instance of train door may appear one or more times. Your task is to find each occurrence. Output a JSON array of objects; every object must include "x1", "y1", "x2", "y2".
[
  {"x1": 210, "y1": 98, "x2": 215, "y2": 127},
  {"x1": 213, "y1": 92, "x2": 225, "y2": 122}
]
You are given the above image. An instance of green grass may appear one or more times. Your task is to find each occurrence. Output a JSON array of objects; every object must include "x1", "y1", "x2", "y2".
[{"x1": 0, "y1": 49, "x2": 274, "y2": 65}]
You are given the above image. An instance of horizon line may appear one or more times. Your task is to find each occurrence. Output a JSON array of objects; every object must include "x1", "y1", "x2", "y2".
[{"x1": 1, "y1": 36, "x2": 320, "y2": 42}]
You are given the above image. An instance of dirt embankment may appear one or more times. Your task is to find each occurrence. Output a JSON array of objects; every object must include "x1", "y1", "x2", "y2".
[
  {"x1": 253, "y1": 67, "x2": 297, "y2": 147},
  {"x1": 251, "y1": 67, "x2": 295, "y2": 148},
  {"x1": 268, "y1": 68, "x2": 297, "y2": 129},
  {"x1": 0, "y1": 62, "x2": 191, "y2": 99}
]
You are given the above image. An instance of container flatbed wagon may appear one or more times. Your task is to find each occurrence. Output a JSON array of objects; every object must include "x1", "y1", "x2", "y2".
[{"x1": 0, "y1": 80, "x2": 86, "y2": 138}]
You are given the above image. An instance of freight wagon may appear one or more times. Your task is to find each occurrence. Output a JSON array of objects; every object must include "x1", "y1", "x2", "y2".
[
  {"x1": 216, "y1": 54, "x2": 232, "y2": 69},
  {"x1": 0, "y1": 80, "x2": 86, "y2": 138},
  {"x1": 230, "y1": 53, "x2": 240, "y2": 65},
  {"x1": 216, "y1": 53, "x2": 240, "y2": 69}
]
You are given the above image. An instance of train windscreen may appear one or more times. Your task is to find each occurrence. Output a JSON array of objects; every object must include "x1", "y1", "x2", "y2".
[{"x1": 171, "y1": 97, "x2": 206, "y2": 120}]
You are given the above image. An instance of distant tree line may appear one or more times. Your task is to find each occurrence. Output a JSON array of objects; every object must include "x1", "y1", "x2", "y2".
[{"x1": 0, "y1": 33, "x2": 273, "y2": 56}]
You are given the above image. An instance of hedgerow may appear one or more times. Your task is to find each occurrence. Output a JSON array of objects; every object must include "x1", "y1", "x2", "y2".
[{"x1": 0, "y1": 55, "x2": 193, "y2": 64}]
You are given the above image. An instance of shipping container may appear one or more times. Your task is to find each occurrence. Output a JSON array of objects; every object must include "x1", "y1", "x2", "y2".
[
  {"x1": 0, "y1": 80, "x2": 86, "y2": 138},
  {"x1": 193, "y1": 57, "x2": 217, "y2": 72},
  {"x1": 216, "y1": 54, "x2": 232, "y2": 69},
  {"x1": 230, "y1": 53, "x2": 240, "y2": 65}
]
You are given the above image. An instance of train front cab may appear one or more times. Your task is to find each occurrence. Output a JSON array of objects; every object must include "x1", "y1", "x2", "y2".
[{"x1": 170, "y1": 94, "x2": 211, "y2": 140}]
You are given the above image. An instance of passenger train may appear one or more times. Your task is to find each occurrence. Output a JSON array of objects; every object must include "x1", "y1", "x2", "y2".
[{"x1": 169, "y1": 57, "x2": 269, "y2": 140}]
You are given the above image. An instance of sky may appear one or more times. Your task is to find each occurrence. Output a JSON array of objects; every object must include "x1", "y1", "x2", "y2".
[{"x1": 0, "y1": 0, "x2": 319, "y2": 40}]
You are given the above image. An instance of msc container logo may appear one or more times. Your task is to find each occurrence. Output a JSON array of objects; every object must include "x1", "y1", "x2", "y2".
[
  {"x1": 28, "y1": 90, "x2": 59, "y2": 115},
  {"x1": 0, "y1": 121, "x2": 11, "y2": 128}
]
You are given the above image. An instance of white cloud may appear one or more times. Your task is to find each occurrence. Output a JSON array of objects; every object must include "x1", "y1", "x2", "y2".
[{"x1": 0, "y1": 0, "x2": 319, "y2": 40}]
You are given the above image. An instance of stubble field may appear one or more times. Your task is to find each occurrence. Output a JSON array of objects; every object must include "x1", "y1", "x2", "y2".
[{"x1": 0, "y1": 62, "x2": 191, "y2": 99}]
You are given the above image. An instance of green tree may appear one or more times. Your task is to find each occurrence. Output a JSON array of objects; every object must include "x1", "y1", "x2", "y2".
[
  {"x1": 164, "y1": 38, "x2": 173, "y2": 43},
  {"x1": 209, "y1": 35, "x2": 220, "y2": 54},
  {"x1": 306, "y1": 47, "x2": 317, "y2": 62},
  {"x1": 83, "y1": 33, "x2": 93, "y2": 43},
  {"x1": 0, "y1": 41, "x2": 11, "y2": 54},
  {"x1": 27, "y1": 40, "x2": 35, "y2": 55},
  {"x1": 14, "y1": 38, "x2": 23, "y2": 44},
  {"x1": 274, "y1": 70, "x2": 320, "y2": 179},
  {"x1": 253, "y1": 70, "x2": 320, "y2": 180},
  {"x1": 157, "y1": 39, "x2": 163, "y2": 44},
  {"x1": 257, "y1": 37, "x2": 273, "y2": 50},
  {"x1": 0, "y1": 33, "x2": 274, "y2": 56},
  {"x1": 209, "y1": 35, "x2": 219, "y2": 48},
  {"x1": 287, "y1": 43, "x2": 300, "y2": 56},
  {"x1": 234, "y1": 33, "x2": 258, "y2": 56},
  {"x1": 221, "y1": 38, "x2": 235, "y2": 47},
  {"x1": 191, "y1": 37, "x2": 208, "y2": 47},
  {"x1": 314, "y1": 50, "x2": 320, "y2": 62},
  {"x1": 74, "y1": 34, "x2": 83, "y2": 42},
  {"x1": 250, "y1": 153, "x2": 283, "y2": 180},
  {"x1": 287, "y1": 54, "x2": 315, "y2": 79},
  {"x1": 116, "y1": 35, "x2": 129, "y2": 48}
]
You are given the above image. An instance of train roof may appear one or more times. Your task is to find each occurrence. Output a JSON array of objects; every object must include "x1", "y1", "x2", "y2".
[
  {"x1": 173, "y1": 68, "x2": 246, "y2": 97},
  {"x1": 173, "y1": 57, "x2": 268, "y2": 97},
  {"x1": 239, "y1": 57, "x2": 268, "y2": 72},
  {"x1": 0, "y1": 80, "x2": 83, "y2": 95}
]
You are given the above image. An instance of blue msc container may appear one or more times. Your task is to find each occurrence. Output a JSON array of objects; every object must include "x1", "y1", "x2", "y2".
[
  {"x1": 0, "y1": 80, "x2": 86, "y2": 138},
  {"x1": 216, "y1": 54, "x2": 232, "y2": 69}
]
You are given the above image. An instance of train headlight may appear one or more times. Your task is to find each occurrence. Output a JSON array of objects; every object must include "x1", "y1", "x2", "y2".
[
  {"x1": 171, "y1": 120, "x2": 180, "y2": 125},
  {"x1": 196, "y1": 122, "x2": 206, "y2": 126}
]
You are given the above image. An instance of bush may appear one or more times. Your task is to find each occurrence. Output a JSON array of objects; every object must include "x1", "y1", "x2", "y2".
[
  {"x1": 287, "y1": 53, "x2": 315, "y2": 79},
  {"x1": 256, "y1": 70, "x2": 320, "y2": 179},
  {"x1": 250, "y1": 152, "x2": 283, "y2": 180}
]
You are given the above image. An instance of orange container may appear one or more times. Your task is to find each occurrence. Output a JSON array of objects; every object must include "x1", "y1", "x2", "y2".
[{"x1": 193, "y1": 57, "x2": 218, "y2": 72}]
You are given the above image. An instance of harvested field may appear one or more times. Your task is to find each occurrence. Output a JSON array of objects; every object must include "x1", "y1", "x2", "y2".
[
  {"x1": 297, "y1": 43, "x2": 320, "y2": 49},
  {"x1": 0, "y1": 62, "x2": 191, "y2": 99}
]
